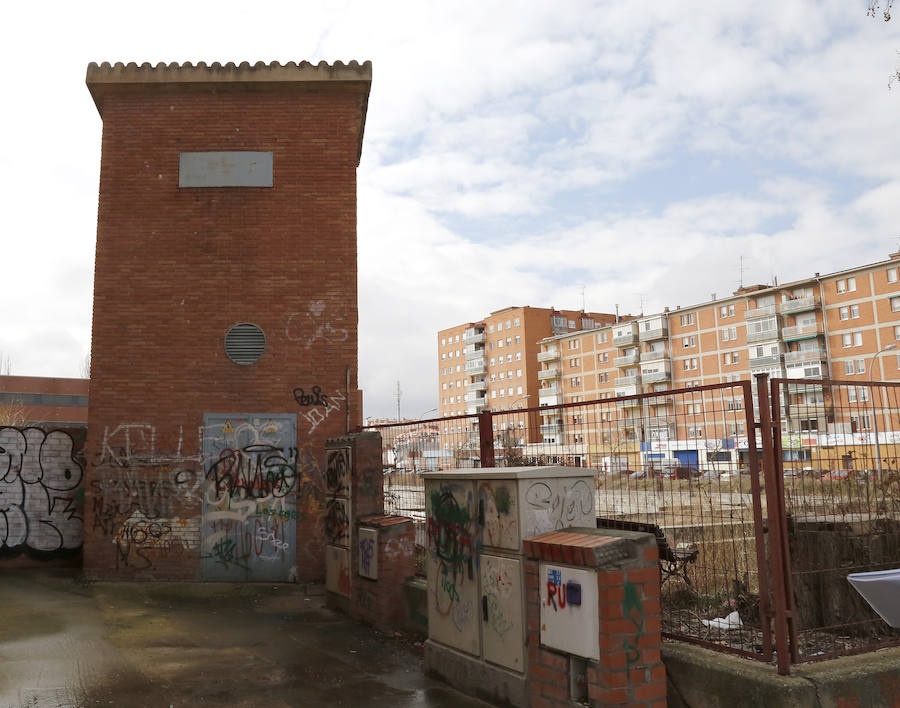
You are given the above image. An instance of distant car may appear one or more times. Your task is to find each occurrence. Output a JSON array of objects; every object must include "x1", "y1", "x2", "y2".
[{"x1": 822, "y1": 469, "x2": 854, "y2": 482}]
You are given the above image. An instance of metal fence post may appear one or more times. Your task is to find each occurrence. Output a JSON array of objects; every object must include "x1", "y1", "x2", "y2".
[
  {"x1": 478, "y1": 409, "x2": 495, "y2": 467},
  {"x1": 756, "y1": 374, "x2": 792, "y2": 674},
  {"x1": 742, "y1": 380, "x2": 774, "y2": 663}
]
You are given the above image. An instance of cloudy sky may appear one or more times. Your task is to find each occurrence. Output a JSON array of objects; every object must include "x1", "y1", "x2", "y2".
[{"x1": 2, "y1": 1, "x2": 899, "y2": 419}]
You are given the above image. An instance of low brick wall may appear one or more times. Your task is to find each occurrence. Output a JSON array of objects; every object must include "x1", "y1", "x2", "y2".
[
  {"x1": 352, "y1": 514, "x2": 416, "y2": 632},
  {"x1": 523, "y1": 527, "x2": 666, "y2": 708}
]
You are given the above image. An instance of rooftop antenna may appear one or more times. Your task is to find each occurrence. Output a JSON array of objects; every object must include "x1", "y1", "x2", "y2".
[
  {"x1": 579, "y1": 284, "x2": 586, "y2": 311},
  {"x1": 739, "y1": 255, "x2": 746, "y2": 289},
  {"x1": 615, "y1": 303, "x2": 620, "y2": 324},
  {"x1": 395, "y1": 380, "x2": 402, "y2": 422},
  {"x1": 639, "y1": 294, "x2": 646, "y2": 316}
]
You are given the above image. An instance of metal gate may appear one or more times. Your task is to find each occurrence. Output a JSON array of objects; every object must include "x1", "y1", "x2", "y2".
[{"x1": 200, "y1": 413, "x2": 298, "y2": 581}]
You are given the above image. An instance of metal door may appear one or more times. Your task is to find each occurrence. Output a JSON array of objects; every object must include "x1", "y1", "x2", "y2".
[
  {"x1": 201, "y1": 413, "x2": 298, "y2": 581},
  {"x1": 425, "y1": 479, "x2": 480, "y2": 656},
  {"x1": 481, "y1": 553, "x2": 524, "y2": 671}
]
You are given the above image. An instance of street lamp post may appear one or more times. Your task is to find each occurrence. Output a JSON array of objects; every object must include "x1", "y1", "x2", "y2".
[{"x1": 868, "y1": 343, "x2": 896, "y2": 475}]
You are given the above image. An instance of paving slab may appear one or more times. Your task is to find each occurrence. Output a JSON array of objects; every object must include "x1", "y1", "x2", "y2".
[{"x1": 0, "y1": 569, "x2": 493, "y2": 708}]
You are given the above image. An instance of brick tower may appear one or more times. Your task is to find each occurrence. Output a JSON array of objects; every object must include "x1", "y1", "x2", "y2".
[{"x1": 83, "y1": 60, "x2": 371, "y2": 581}]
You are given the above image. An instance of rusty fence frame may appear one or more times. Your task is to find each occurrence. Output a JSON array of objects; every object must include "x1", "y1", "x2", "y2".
[
  {"x1": 366, "y1": 376, "x2": 900, "y2": 672},
  {"x1": 766, "y1": 375, "x2": 900, "y2": 666}
]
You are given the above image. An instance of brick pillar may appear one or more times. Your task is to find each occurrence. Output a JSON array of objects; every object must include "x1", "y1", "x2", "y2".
[
  {"x1": 353, "y1": 515, "x2": 416, "y2": 632},
  {"x1": 324, "y1": 431, "x2": 383, "y2": 606},
  {"x1": 522, "y1": 529, "x2": 666, "y2": 708}
]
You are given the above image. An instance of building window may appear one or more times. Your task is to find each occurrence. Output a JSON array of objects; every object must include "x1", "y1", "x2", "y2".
[
  {"x1": 851, "y1": 304, "x2": 860, "y2": 318},
  {"x1": 490, "y1": 357, "x2": 495, "y2": 365},
  {"x1": 506, "y1": 338, "x2": 512, "y2": 346},
  {"x1": 514, "y1": 317, "x2": 520, "y2": 327},
  {"x1": 597, "y1": 331, "x2": 608, "y2": 343},
  {"x1": 683, "y1": 336, "x2": 695, "y2": 348},
  {"x1": 836, "y1": 279, "x2": 846, "y2": 294},
  {"x1": 497, "y1": 322, "x2": 503, "y2": 332},
  {"x1": 892, "y1": 296, "x2": 900, "y2": 312},
  {"x1": 856, "y1": 359, "x2": 865, "y2": 374},
  {"x1": 680, "y1": 313, "x2": 695, "y2": 326},
  {"x1": 855, "y1": 332, "x2": 863, "y2": 346},
  {"x1": 506, "y1": 320, "x2": 511, "y2": 329},
  {"x1": 517, "y1": 369, "x2": 522, "y2": 377},
  {"x1": 848, "y1": 277, "x2": 857, "y2": 292},
  {"x1": 889, "y1": 268, "x2": 899, "y2": 283},
  {"x1": 845, "y1": 361, "x2": 854, "y2": 375},
  {"x1": 441, "y1": 338, "x2": 446, "y2": 346},
  {"x1": 894, "y1": 325, "x2": 900, "y2": 341},
  {"x1": 488, "y1": 324, "x2": 495, "y2": 333},
  {"x1": 719, "y1": 304, "x2": 735, "y2": 318},
  {"x1": 570, "y1": 358, "x2": 580, "y2": 368},
  {"x1": 515, "y1": 336, "x2": 521, "y2": 344},
  {"x1": 515, "y1": 352, "x2": 521, "y2": 361},
  {"x1": 839, "y1": 306, "x2": 849, "y2": 321},
  {"x1": 723, "y1": 352, "x2": 732, "y2": 365}
]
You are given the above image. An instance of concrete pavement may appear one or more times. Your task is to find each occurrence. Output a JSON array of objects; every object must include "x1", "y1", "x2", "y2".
[{"x1": 0, "y1": 569, "x2": 492, "y2": 708}]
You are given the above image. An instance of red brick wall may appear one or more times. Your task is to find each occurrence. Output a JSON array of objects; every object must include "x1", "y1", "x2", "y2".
[
  {"x1": 83, "y1": 70, "x2": 368, "y2": 581},
  {"x1": 523, "y1": 530, "x2": 666, "y2": 708}
]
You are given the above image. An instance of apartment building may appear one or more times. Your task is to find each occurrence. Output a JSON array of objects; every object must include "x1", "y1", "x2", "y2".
[
  {"x1": 437, "y1": 306, "x2": 618, "y2": 446},
  {"x1": 535, "y1": 251, "x2": 900, "y2": 470}
]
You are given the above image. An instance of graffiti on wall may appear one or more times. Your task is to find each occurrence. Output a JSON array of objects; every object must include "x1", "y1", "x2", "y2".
[
  {"x1": 301, "y1": 388, "x2": 346, "y2": 434},
  {"x1": 201, "y1": 415, "x2": 298, "y2": 581},
  {"x1": 623, "y1": 580, "x2": 645, "y2": 676},
  {"x1": 0, "y1": 427, "x2": 84, "y2": 555},
  {"x1": 89, "y1": 417, "x2": 329, "y2": 575},
  {"x1": 284, "y1": 300, "x2": 348, "y2": 350}
]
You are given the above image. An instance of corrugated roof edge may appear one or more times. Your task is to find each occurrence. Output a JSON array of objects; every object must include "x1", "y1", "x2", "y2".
[{"x1": 86, "y1": 60, "x2": 372, "y2": 84}]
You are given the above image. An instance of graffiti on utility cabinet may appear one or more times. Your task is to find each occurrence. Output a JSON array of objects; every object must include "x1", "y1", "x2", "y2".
[
  {"x1": 200, "y1": 414, "x2": 298, "y2": 581},
  {"x1": 0, "y1": 427, "x2": 84, "y2": 556},
  {"x1": 425, "y1": 483, "x2": 480, "y2": 653},
  {"x1": 325, "y1": 447, "x2": 352, "y2": 597}
]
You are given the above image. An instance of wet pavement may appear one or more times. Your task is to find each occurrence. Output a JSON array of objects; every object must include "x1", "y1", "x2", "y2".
[{"x1": 0, "y1": 570, "x2": 492, "y2": 708}]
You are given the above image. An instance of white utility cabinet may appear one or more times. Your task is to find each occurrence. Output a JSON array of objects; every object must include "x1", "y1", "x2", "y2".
[{"x1": 423, "y1": 467, "x2": 595, "y2": 676}]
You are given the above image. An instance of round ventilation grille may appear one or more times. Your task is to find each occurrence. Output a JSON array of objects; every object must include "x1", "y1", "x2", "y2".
[{"x1": 224, "y1": 323, "x2": 266, "y2": 365}]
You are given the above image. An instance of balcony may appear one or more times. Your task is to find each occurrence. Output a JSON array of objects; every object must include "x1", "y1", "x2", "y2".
[
  {"x1": 616, "y1": 374, "x2": 641, "y2": 387},
  {"x1": 782, "y1": 322, "x2": 823, "y2": 341},
  {"x1": 537, "y1": 349, "x2": 560, "y2": 362},
  {"x1": 466, "y1": 402, "x2": 487, "y2": 415},
  {"x1": 780, "y1": 296, "x2": 820, "y2": 314},
  {"x1": 464, "y1": 391, "x2": 486, "y2": 403},
  {"x1": 612, "y1": 326, "x2": 638, "y2": 346},
  {"x1": 642, "y1": 370, "x2": 670, "y2": 384},
  {"x1": 647, "y1": 417, "x2": 673, "y2": 429},
  {"x1": 538, "y1": 393, "x2": 561, "y2": 406},
  {"x1": 539, "y1": 384, "x2": 559, "y2": 396},
  {"x1": 466, "y1": 378, "x2": 487, "y2": 391},
  {"x1": 615, "y1": 352, "x2": 640, "y2": 367},
  {"x1": 464, "y1": 358, "x2": 486, "y2": 374},
  {"x1": 747, "y1": 327, "x2": 780, "y2": 344},
  {"x1": 615, "y1": 384, "x2": 642, "y2": 397},
  {"x1": 638, "y1": 324, "x2": 668, "y2": 341},
  {"x1": 463, "y1": 329, "x2": 485, "y2": 344},
  {"x1": 641, "y1": 350, "x2": 667, "y2": 363},
  {"x1": 746, "y1": 304, "x2": 777, "y2": 319},
  {"x1": 749, "y1": 353, "x2": 783, "y2": 368},
  {"x1": 538, "y1": 367, "x2": 561, "y2": 380},
  {"x1": 784, "y1": 348, "x2": 827, "y2": 365},
  {"x1": 616, "y1": 397, "x2": 641, "y2": 410},
  {"x1": 463, "y1": 344, "x2": 485, "y2": 359},
  {"x1": 540, "y1": 422, "x2": 563, "y2": 436}
]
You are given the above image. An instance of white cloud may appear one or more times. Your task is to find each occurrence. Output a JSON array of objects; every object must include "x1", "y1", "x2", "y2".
[{"x1": 3, "y1": 0, "x2": 900, "y2": 420}]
